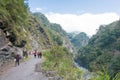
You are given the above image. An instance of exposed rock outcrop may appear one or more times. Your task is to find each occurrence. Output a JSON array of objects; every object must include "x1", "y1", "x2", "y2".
[
  {"x1": 0, "y1": 29, "x2": 25, "y2": 67},
  {"x1": 0, "y1": 29, "x2": 9, "y2": 49}
]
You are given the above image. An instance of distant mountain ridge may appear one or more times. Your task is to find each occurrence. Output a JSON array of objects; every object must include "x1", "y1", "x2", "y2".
[{"x1": 67, "y1": 32, "x2": 89, "y2": 50}]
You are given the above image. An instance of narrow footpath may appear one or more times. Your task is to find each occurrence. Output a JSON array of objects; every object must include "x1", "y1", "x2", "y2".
[{"x1": 0, "y1": 55, "x2": 48, "y2": 80}]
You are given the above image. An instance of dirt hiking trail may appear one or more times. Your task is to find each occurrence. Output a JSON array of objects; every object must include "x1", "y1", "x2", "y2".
[{"x1": 0, "y1": 55, "x2": 48, "y2": 80}]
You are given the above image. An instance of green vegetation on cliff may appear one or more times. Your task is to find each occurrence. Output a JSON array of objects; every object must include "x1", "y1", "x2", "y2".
[
  {"x1": 76, "y1": 20, "x2": 120, "y2": 78},
  {"x1": 0, "y1": 0, "x2": 30, "y2": 48},
  {"x1": 0, "y1": 0, "x2": 52, "y2": 50},
  {"x1": 33, "y1": 12, "x2": 68, "y2": 46}
]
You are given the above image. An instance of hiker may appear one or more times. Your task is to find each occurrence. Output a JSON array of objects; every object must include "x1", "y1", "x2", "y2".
[
  {"x1": 23, "y1": 50, "x2": 28, "y2": 58},
  {"x1": 29, "y1": 51, "x2": 33, "y2": 55},
  {"x1": 37, "y1": 51, "x2": 42, "y2": 58},
  {"x1": 40, "y1": 51, "x2": 42, "y2": 58},
  {"x1": 34, "y1": 50, "x2": 37, "y2": 58},
  {"x1": 14, "y1": 54, "x2": 21, "y2": 66}
]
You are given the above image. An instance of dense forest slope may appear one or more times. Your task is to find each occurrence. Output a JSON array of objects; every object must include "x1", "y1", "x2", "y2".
[{"x1": 75, "y1": 20, "x2": 120, "y2": 77}]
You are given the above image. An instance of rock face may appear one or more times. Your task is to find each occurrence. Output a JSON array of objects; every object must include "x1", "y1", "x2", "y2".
[
  {"x1": 0, "y1": 29, "x2": 24, "y2": 67},
  {"x1": 0, "y1": 29, "x2": 8, "y2": 49},
  {"x1": 0, "y1": 45, "x2": 23, "y2": 67},
  {"x1": 0, "y1": 29, "x2": 9, "y2": 66}
]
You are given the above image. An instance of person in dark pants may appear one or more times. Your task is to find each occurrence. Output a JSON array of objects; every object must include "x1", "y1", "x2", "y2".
[
  {"x1": 39, "y1": 52, "x2": 42, "y2": 58},
  {"x1": 15, "y1": 54, "x2": 21, "y2": 66},
  {"x1": 34, "y1": 50, "x2": 37, "y2": 58},
  {"x1": 37, "y1": 51, "x2": 42, "y2": 58},
  {"x1": 37, "y1": 51, "x2": 41, "y2": 58}
]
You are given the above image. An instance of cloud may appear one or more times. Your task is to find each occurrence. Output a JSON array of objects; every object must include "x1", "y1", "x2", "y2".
[
  {"x1": 36, "y1": 8, "x2": 43, "y2": 11},
  {"x1": 30, "y1": 7, "x2": 43, "y2": 12},
  {"x1": 45, "y1": 12, "x2": 119, "y2": 36}
]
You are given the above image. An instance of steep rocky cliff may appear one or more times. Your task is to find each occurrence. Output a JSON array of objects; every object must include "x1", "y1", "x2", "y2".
[
  {"x1": 0, "y1": 0, "x2": 52, "y2": 66},
  {"x1": 33, "y1": 12, "x2": 76, "y2": 54},
  {"x1": 0, "y1": 14, "x2": 52, "y2": 66}
]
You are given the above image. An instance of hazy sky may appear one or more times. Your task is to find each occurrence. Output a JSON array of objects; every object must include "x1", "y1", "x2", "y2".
[{"x1": 29, "y1": 0, "x2": 120, "y2": 36}]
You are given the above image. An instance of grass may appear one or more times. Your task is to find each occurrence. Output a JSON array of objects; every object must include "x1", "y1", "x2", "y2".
[{"x1": 42, "y1": 46, "x2": 82, "y2": 80}]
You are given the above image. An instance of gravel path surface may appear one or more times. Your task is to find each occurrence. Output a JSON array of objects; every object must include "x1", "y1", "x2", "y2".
[{"x1": 0, "y1": 56, "x2": 48, "y2": 80}]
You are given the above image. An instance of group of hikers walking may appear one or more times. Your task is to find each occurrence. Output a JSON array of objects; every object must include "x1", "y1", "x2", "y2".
[
  {"x1": 14, "y1": 49, "x2": 42, "y2": 66},
  {"x1": 33, "y1": 50, "x2": 42, "y2": 58}
]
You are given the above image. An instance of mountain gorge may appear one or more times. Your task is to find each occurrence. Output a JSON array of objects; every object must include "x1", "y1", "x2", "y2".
[
  {"x1": 75, "y1": 20, "x2": 120, "y2": 77},
  {"x1": 0, "y1": 0, "x2": 120, "y2": 80}
]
